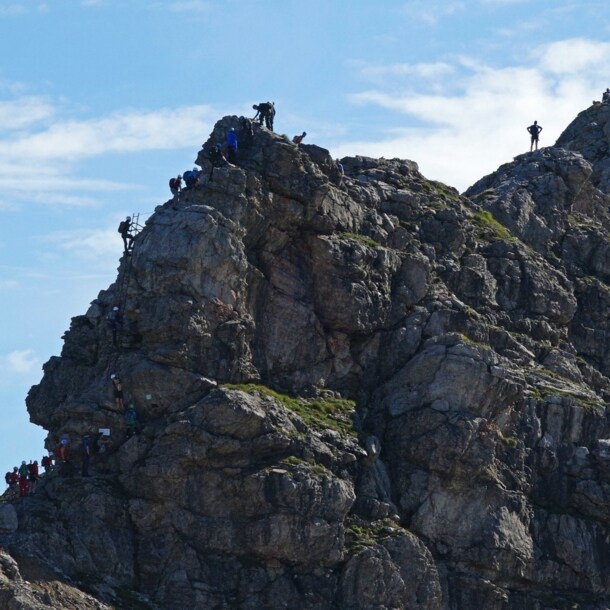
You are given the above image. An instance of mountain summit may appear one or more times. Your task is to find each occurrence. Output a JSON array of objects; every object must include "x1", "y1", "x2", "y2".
[{"x1": 3, "y1": 105, "x2": 610, "y2": 609}]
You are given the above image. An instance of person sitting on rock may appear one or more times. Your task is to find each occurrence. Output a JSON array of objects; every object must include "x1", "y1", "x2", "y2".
[
  {"x1": 118, "y1": 216, "x2": 134, "y2": 253},
  {"x1": 226, "y1": 128, "x2": 238, "y2": 164},
  {"x1": 169, "y1": 174, "x2": 182, "y2": 196},
  {"x1": 292, "y1": 131, "x2": 307, "y2": 145},
  {"x1": 527, "y1": 120, "x2": 543, "y2": 152},
  {"x1": 124, "y1": 403, "x2": 137, "y2": 438}
]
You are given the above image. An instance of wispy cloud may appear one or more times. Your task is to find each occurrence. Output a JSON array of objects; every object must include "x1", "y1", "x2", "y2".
[
  {"x1": 1, "y1": 350, "x2": 40, "y2": 375},
  {"x1": 340, "y1": 39, "x2": 610, "y2": 191},
  {"x1": 0, "y1": 3, "x2": 48, "y2": 16},
  {"x1": 46, "y1": 225, "x2": 122, "y2": 260},
  {"x1": 0, "y1": 98, "x2": 215, "y2": 209},
  {"x1": 400, "y1": 0, "x2": 466, "y2": 24}
]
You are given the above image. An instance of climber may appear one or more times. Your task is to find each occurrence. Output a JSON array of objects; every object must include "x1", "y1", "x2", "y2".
[
  {"x1": 55, "y1": 438, "x2": 69, "y2": 464},
  {"x1": 208, "y1": 144, "x2": 234, "y2": 180},
  {"x1": 183, "y1": 168, "x2": 200, "y2": 188},
  {"x1": 4, "y1": 471, "x2": 11, "y2": 488},
  {"x1": 18, "y1": 461, "x2": 29, "y2": 497},
  {"x1": 41, "y1": 452, "x2": 53, "y2": 474},
  {"x1": 9, "y1": 467, "x2": 19, "y2": 489},
  {"x1": 226, "y1": 127, "x2": 238, "y2": 164},
  {"x1": 603, "y1": 88, "x2": 610, "y2": 103},
  {"x1": 124, "y1": 403, "x2": 137, "y2": 438},
  {"x1": 28, "y1": 460, "x2": 39, "y2": 494},
  {"x1": 118, "y1": 216, "x2": 134, "y2": 253},
  {"x1": 106, "y1": 305, "x2": 123, "y2": 346},
  {"x1": 252, "y1": 102, "x2": 275, "y2": 130},
  {"x1": 110, "y1": 374, "x2": 125, "y2": 410},
  {"x1": 527, "y1": 120, "x2": 543, "y2": 152},
  {"x1": 292, "y1": 131, "x2": 307, "y2": 145},
  {"x1": 81, "y1": 435, "x2": 91, "y2": 477},
  {"x1": 239, "y1": 117, "x2": 254, "y2": 148},
  {"x1": 169, "y1": 174, "x2": 182, "y2": 196}
]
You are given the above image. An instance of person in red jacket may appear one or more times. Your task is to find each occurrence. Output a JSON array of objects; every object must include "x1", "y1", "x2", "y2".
[
  {"x1": 9, "y1": 467, "x2": 19, "y2": 489},
  {"x1": 41, "y1": 453, "x2": 53, "y2": 473}
]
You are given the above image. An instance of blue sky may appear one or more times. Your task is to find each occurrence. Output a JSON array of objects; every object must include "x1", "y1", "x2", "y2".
[{"x1": 1, "y1": 0, "x2": 609, "y2": 476}]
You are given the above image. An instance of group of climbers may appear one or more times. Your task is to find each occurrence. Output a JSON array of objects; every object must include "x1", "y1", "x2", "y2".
[{"x1": 5, "y1": 459, "x2": 42, "y2": 497}]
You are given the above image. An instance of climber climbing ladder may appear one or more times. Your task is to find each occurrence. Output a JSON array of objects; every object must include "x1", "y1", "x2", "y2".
[{"x1": 115, "y1": 213, "x2": 143, "y2": 330}]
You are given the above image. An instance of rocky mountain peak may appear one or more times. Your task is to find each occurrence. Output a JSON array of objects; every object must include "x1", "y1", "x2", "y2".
[{"x1": 3, "y1": 106, "x2": 610, "y2": 609}]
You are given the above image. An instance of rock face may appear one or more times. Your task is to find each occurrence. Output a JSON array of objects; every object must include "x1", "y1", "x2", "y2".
[{"x1": 4, "y1": 105, "x2": 610, "y2": 608}]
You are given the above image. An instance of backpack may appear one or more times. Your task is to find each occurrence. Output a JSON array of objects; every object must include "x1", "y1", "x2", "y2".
[
  {"x1": 118, "y1": 221, "x2": 127, "y2": 234},
  {"x1": 169, "y1": 177, "x2": 177, "y2": 189}
]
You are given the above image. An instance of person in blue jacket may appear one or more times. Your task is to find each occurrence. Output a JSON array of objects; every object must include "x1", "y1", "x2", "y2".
[{"x1": 226, "y1": 128, "x2": 238, "y2": 163}]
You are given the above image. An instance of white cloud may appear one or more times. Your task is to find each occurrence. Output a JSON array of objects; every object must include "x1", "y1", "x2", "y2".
[
  {"x1": 341, "y1": 39, "x2": 610, "y2": 191},
  {"x1": 0, "y1": 104, "x2": 215, "y2": 162},
  {"x1": 2, "y1": 350, "x2": 40, "y2": 374},
  {"x1": 355, "y1": 61, "x2": 455, "y2": 87},
  {"x1": 0, "y1": 96, "x2": 56, "y2": 130},
  {"x1": 400, "y1": 0, "x2": 465, "y2": 24},
  {"x1": 536, "y1": 38, "x2": 610, "y2": 75},
  {"x1": 46, "y1": 224, "x2": 126, "y2": 260},
  {"x1": 0, "y1": 99, "x2": 215, "y2": 209}
]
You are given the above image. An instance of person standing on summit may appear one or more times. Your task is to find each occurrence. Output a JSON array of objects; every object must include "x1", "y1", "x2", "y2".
[{"x1": 527, "y1": 120, "x2": 543, "y2": 152}]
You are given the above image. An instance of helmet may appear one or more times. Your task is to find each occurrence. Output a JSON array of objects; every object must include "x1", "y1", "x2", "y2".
[
  {"x1": 112, "y1": 306, "x2": 119, "y2": 311},
  {"x1": 230, "y1": 127, "x2": 235, "y2": 132},
  {"x1": 177, "y1": 174, "x2": 182, "y2": 178},
  {"x1": 110, "y1": 374, "x2": 116, "y2": 380},
  {"x1": 21, "y1": 460, "x2": 25, "y2": 465},
  {"x1": 128, "y1": 403, "x2": 135, "y2": 410},
  {"x1": 126, "y1": 216, "x2": 131, "y2": 221}
]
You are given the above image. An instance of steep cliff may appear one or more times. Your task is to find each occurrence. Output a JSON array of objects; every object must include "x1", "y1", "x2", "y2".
[{"x1": 3, "y1": 103, "x2": 610, "y2": 609}]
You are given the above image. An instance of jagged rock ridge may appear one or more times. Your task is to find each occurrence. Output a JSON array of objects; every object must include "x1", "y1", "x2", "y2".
[{"x1": 2, "y1": 105, "x2": 610, "y2": 609}]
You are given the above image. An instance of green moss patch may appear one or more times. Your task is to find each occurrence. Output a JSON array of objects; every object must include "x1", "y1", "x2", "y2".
[
  {"x1": 472, "y1": 210, "x2": 517, "y2": 243},
  {"x1": 222, "y1": 384, "x2": 357, "y2": 436}
]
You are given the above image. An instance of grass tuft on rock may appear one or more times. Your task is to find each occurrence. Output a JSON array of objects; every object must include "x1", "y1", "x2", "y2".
[{"x1": 222, "y1": 383, "x2": 357, "y2": 436}]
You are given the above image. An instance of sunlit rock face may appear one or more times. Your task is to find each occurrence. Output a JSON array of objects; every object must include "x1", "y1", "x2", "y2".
[{"x1": 3, "y1": 105, "x2": 610, "y2": 609}]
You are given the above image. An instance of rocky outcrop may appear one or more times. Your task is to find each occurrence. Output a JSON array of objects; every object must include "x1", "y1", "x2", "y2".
[{"x1": 4, "y1": 105, "x2": 610, "y2": 608}]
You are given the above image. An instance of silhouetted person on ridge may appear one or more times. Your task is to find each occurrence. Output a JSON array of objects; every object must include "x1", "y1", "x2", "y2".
[
  {"x1": 527, "y1": 120, "x2": 543, "y2": 152},
  {"x1": 252, "y1": 102, "x2": 275, "y2": 130},
  {"x1": 118, "y1": 216, "x2": 134, "y2": 253},
  {"x1": 603, "y1": 88, "x2": 610, "y2": 103},
  {"x1": 292, "y1": 131, "x2": 306, "y2": 144}
]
